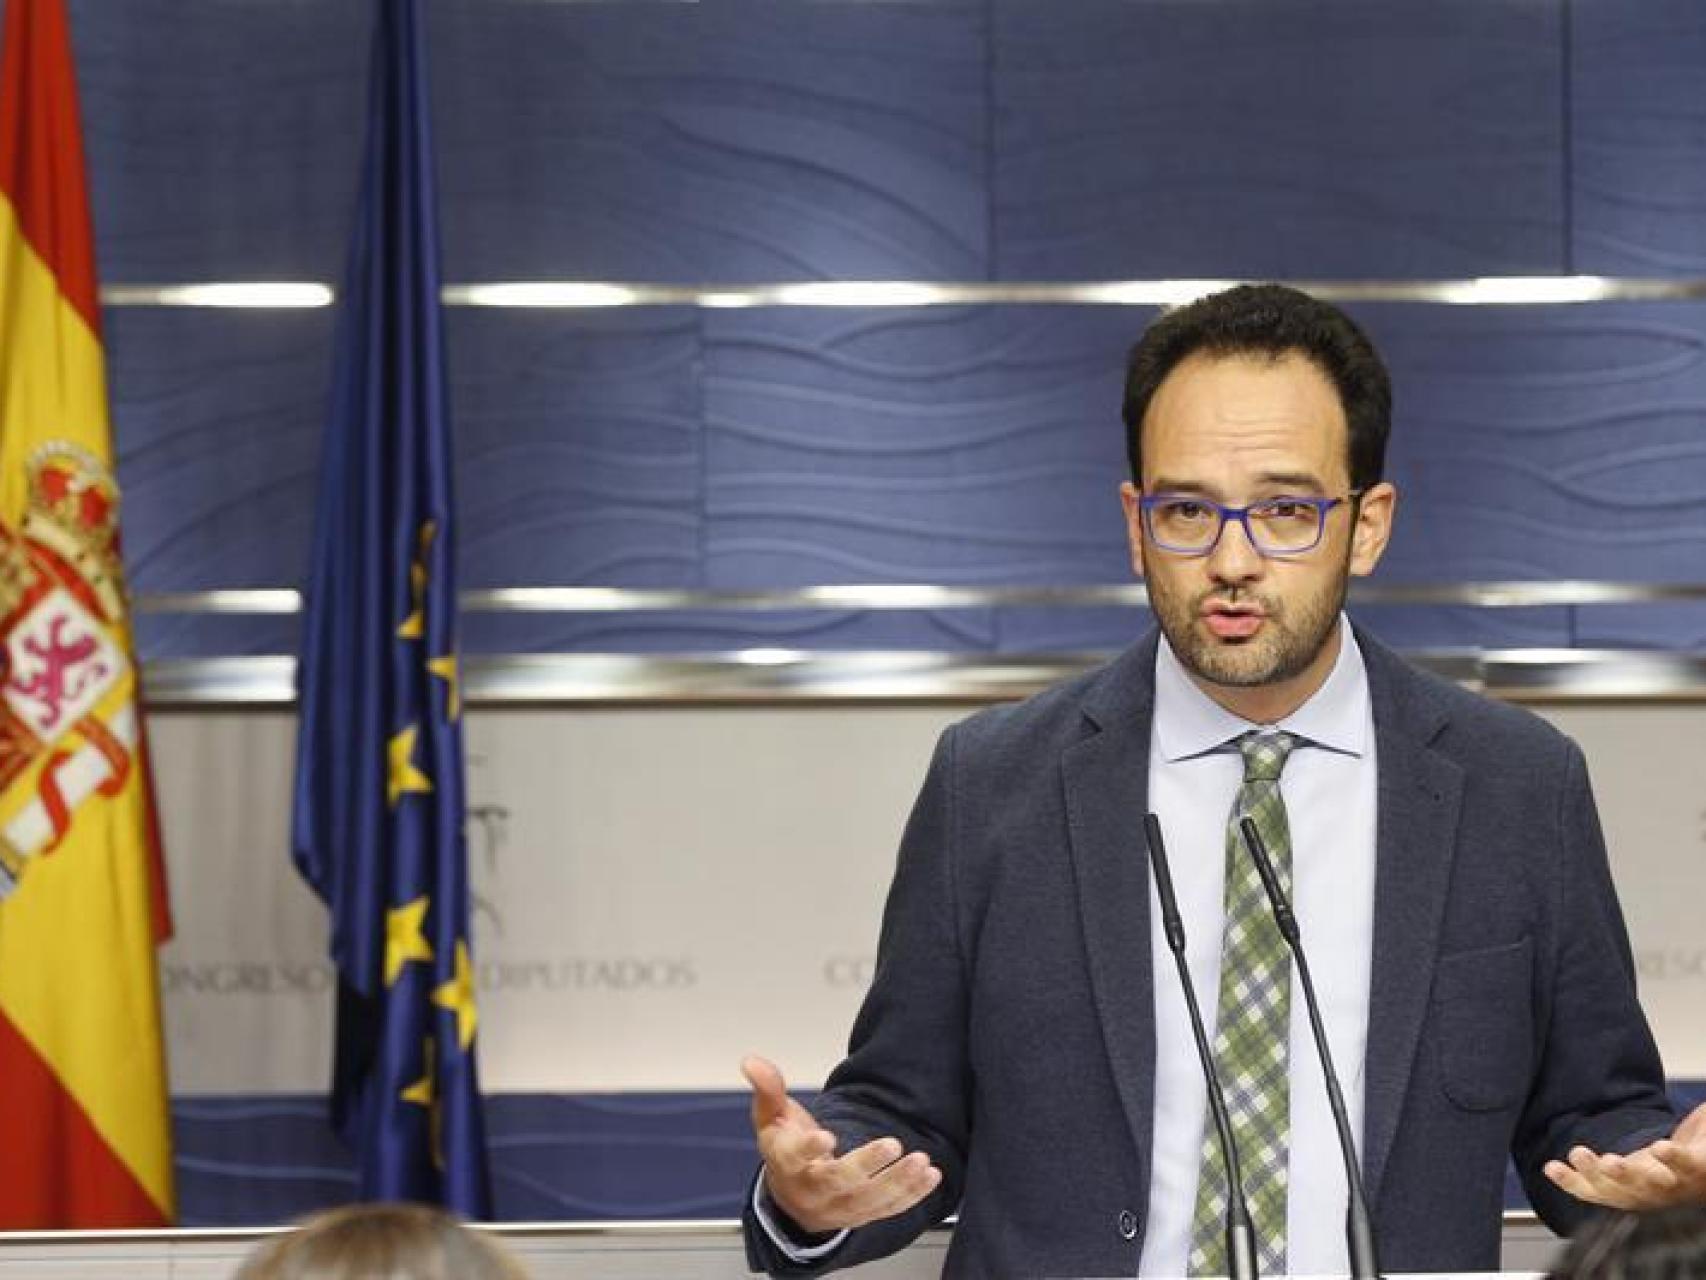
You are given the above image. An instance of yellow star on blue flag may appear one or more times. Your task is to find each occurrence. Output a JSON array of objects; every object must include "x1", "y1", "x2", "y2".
[
  {"x1": 432, "y1": 940, "x2": 478, "y2": 1051},
  {"x1": 385, "y1": 896, "x2": 433, "y2": 986},
  {"x1": 387, "y1": 726, "x2": 433, "y2": 808}
]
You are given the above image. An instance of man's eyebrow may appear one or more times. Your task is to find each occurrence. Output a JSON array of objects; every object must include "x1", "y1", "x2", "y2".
[
  {"x1": 1146, "y1": 471, "x2": 1330, "y2": 495},
  {"x1": 1253, "y1": 471, "x2": 1329, "y2": 491},
  {"x1": 1145, "y1": 478, "x2": 1213, "y2": 496}
]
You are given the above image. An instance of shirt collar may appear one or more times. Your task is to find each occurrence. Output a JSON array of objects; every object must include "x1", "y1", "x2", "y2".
[{"x1": 1152, "y1": 615, "x2": 1370, "y2": 762}]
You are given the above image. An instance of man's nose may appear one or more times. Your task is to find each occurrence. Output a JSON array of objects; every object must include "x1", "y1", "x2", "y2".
[{"x1": 1206, "y1": 514, "x2": 1264, "y2": 582}]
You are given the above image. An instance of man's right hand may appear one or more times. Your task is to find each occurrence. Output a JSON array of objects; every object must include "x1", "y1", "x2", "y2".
[{"x1": 742, "y1": 1054, "x2": 942, "y2": 1236}]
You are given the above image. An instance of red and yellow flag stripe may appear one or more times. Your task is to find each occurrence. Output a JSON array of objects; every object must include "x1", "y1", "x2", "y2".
[{"x1": 0, "y1": 0, "x2": 173, "y2": 1227}]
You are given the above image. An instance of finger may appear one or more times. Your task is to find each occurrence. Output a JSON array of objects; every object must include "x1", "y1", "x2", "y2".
[
  {"x1": 1553, "y1": 1149, "x2": 1639, "y2": 1209},
  {"x1": 1561, "y1": 1146, "x2": 1686, "y2": 1210},
  {"x1": 761, "y1": 1118, "x2": 838, "y2": 1177},
  {"x1": 788, "y1": 1145, "x2": 940, "y2": 1231},
  {"x1": 831, "y1": 1136, "x2": 906, "y2": 1182},
  {"x1": 1567, "y1": 1145, "x2": 1602, "y2": 1175},
  {"x1": 741, "y1": 1055, "x2": 793, "y2": 1128},
  {"x1": 1652, "y1": 1139, "x2": 1706, "y2": 1182},
  {"x1": 1608, "y1": 1148, "x2": 1681, "y2": 1198},
  {"x1": 848, "y1": 1152, "x2": 943, "y2": 1223},
  {"x1": 1676, "y1": 1102, "x2": 1706, "y2": 1144},
  {"x1": 784, "y1": 1137, "x2": 901, "y2": 1206},
  {"x1": 1545, "y1": 1158, "x2": 1606, "y2": 1205}
]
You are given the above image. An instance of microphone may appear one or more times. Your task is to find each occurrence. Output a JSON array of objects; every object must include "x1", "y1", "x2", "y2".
[
  {"x1": 1143, "y1": 813, "x2": 1258, "y2": 1280},
  {"x1": 1238, "y1": 814, "x2": 1381, "y2": 1280}
]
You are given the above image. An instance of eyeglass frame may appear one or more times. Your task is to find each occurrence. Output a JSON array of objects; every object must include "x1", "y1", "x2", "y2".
[{"x1": 1137, "y1": 489, "x2": 1366, "y2": 558}]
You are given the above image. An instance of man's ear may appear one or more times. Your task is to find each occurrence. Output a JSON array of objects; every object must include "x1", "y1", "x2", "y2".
[
  {"x1": 1120, "y1": 482, "x2": 1146, "y2": 579},
  {"x1": 1349, "y1": 482, "x2": 1397, "y2": 577}
]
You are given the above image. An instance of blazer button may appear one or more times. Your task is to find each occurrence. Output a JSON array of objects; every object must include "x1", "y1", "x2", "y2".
[{"x1": 1118, "y1": 1209, "x2": 1138, "y2": 1240}]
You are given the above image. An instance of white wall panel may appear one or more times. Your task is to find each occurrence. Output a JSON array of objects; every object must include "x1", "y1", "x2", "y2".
[{"x1": 148, "y1": 699, "x2": 1706, "y2": 1096}]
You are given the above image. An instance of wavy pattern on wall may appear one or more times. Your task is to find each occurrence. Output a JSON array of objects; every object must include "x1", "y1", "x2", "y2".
[
  {"x1": 990, "y1": 0, "x2": 1566, "y2": 280},
  {"x1": 703, "y1": 307, "x2": 1134, "y2": 588},
  {"x1": 427, "y1": 0, "x2": 987, "y2": 284},
  {"x1": 1360, "y1": 305, "x2": 1706, "y2": 634},
  {"x1": 106, "y1": 310, "x2": 332, "y2": 591},
  {"x1": 175, "y1": 1085, "x2": 1706, "y2": 1226},
  {"x1": 1570, "y1": 1, "x2": 1706, "y2": 273},
  {"x1": 173, "y1": 1092, "x2": 756, "y2": 1226},
  {"x1": 462, "y1": 609, "x2": 1002, "y2": 656},
  {"x1": 110, "y1": 300, "x2": 1706, "y2": 658},
  {"x1": 71, "y1": 0, "x2": 366, "y2": 280},
  {"x1": 71, "y1": 1, "x2": 1706, "y2": 661},
  {"x1": 451, "y1": 311, "x2": 705, "y2": 589}
]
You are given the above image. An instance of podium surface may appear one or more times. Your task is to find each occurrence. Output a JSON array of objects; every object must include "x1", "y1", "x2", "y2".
[{"x1": 0, "y1": 1213, "x2": 1564, "y2": 1279}]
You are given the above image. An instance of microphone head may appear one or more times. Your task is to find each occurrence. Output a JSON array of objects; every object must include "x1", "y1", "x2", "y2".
[
  {"x1": 1238, "y1": 814, "x2": 1299, "y2": 942},
  {"x1": 1142, "y1": 812, "x2": 1187, "y2": 955}
]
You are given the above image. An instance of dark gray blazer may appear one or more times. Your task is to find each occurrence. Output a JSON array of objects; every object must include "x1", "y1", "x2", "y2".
[{"x1": 745, "y1": 627, "x2": 1676, "y2": 1277}]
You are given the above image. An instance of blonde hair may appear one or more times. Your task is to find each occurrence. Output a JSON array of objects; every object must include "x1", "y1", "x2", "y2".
[{"x1": 236, "y1": 1202, "x2": 528, "y2": 1280}]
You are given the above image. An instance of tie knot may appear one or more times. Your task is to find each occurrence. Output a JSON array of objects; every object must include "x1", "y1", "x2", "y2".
[{"x1": 1237, "y1": 730, "x2": 1298, "y2": 782}]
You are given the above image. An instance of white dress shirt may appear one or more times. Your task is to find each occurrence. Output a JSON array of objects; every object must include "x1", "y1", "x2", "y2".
[{"x1": 1139, "y1": 617, "x2": 1378, "y2": 1277}]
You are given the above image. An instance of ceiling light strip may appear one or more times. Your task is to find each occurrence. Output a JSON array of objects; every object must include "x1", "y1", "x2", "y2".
[
  {"x1": 137, "y1": 649, "x2": 1706, "y2": 707},
  {"x1": 132, "y1": 581, "x2": 1706, "y2": 616},
  {"x1": 99, "y1": 277, "x2": 1706, "y2": 310}
]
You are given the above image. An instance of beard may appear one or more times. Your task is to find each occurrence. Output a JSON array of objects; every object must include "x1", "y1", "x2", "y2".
[{"x1": 1148, "y1": 553, "x2": 1351, "y2": 690}]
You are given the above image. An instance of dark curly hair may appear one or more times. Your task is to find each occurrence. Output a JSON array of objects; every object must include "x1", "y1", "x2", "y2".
[{"x1": 1121, "y1": 283, "x2": 1392, "y2": 491}]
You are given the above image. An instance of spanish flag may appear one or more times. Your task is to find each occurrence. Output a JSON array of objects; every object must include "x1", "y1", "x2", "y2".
[{"x1": 0, "y1": 0, "x2": 174, "y2": 1227}]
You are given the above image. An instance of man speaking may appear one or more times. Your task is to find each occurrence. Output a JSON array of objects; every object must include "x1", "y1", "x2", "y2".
[{"x1": 740, "y1": 285, "x2": 1706, "y2": 1277}]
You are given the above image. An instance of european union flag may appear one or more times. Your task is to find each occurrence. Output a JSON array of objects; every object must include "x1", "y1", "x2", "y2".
[{"x1": 290, "y1": 0, "x2": 491, "y2": 1216}]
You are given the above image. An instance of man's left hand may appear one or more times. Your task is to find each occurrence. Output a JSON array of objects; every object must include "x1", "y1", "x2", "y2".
[{"x1": 1545, "y1": 1100, "x2": 1706, "y2": 1209}]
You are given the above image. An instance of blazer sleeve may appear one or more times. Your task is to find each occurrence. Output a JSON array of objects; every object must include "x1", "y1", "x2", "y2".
[
  {"x1": 1512, "y1": 738, "x2": 1676, "y2": 1233},
  {"x1": 743, "y1": 726, "x2": 971, "y2": 1276}
]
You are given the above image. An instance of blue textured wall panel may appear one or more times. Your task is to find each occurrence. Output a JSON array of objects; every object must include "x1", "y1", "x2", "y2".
[
  {"x1": 1347, "y1": 605, "x2": 1573, "y2": 654},
  {"x1": 176, "y1": 1085, "x2": 1706, "y2": 1225},
  {"x1": 994, "y1": 605, "x2": 1579, "y2": 658},
  {"x1": 173, "y1": 1093, "x2": 755, "y2": 1227},
  {"x1": 1570, "y1": 1, "x2": 1706, "y2": 274},
  {"x1": 702, "y1": 306, "x2": 1135, "y2": 587},
  {"x1": 991, "y1": 0, "x2": 1566, "y2": 279},
  {"x1": 70, "y1": 0, "x2": 366, "y2": 281},
  {"x1": 1357, "y1": 304, "x2": 1706, "y2": 597},
  {"x1": 109, "y1": 294, "x2": 1706, "y2": 657},
  {"x1": 72, "y1": 2, "x2": 1706, "y2": 659},
  {"x1": 1575, "y1": 603, "x2": 1706, "y2": 650},
  {"x1": 995, "y1": 606, "x2": 1149, "y2": 656},
  {"x1": 450, "y1": 310, "x2": 704, "y2": 589},
  {"x1": 461, "y1": 608, "x2": 1001, "y2": 656},
  {"x1": 74, "y1": 0, "x2": 988, "y2": 286},
  {"x1": 427, "y1": 0, "x2": 988, "y2": 284},
  {"x1": 106, "y1": 310, "x2": 331, "y2": 592}
]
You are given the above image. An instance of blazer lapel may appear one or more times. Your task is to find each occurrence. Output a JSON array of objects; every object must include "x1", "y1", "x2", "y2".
[
  {"x1": 1358, "y1": 632, "x2": 1465, "y2": 1204},
  {"x1": 1063, "y1": 633, "x2": 1162, "y2": 1187}
]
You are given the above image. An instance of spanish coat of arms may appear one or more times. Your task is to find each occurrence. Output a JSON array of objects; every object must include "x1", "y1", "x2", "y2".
[{"x1": 0, "y1": 443, "x2": 137, "y2": 898}]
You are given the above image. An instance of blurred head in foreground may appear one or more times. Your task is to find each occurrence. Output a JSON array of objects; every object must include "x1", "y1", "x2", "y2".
[
  {"x1": 1550, "y1": 1206, "x2": 1706, "y2": 1280},
  {"x1": 236, "y1": 1202, "x2": 528, "y2": 1280}
]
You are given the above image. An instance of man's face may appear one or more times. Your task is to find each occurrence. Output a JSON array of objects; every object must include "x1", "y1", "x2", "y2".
[{"x1": 1119, "y1": 351, "x2": 1396, "y2": 708}]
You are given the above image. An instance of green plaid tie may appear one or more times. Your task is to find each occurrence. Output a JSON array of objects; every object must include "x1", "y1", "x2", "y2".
[{"x1": 1188, "y1": 730, "x2": 1300, "y2": 1277}]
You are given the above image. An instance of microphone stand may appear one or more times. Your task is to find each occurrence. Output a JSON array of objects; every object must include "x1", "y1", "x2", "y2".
[
  {"x1": 1238, "y1": 815, "x2": 1381, "y2": 1280},
  {"x1": 1144, "y1": 814, "x2": 1259, "y2": 1280}
]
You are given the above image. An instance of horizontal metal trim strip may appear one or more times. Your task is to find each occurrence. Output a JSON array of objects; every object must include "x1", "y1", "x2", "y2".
[
  {"x1": 100, "y1": 276, "x2": 1706, "y2": 309},
  {"x1": 0, "y1": 1213, "x2": 1550, "y2": 1245},
  {"x1": 0, "y1": 1220, "x2": 751, "y2": 1247},
  {"x1": 134, "y1": 581, "x2": 1706, "y2": 615},
  {"x1": 140, "y1": 649, "x2": 1706, "y2": 707}
]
